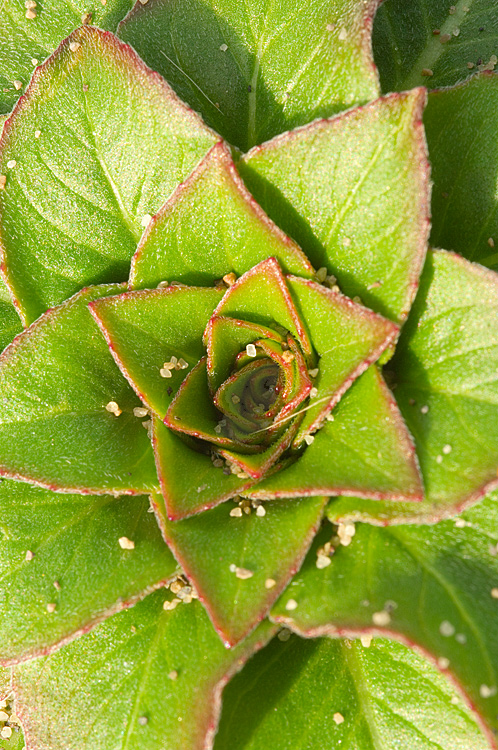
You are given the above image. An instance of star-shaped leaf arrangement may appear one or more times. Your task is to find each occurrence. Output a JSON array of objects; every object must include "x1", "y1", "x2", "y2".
[{"x1": 1, "y1": 2, "x2": 498, "y2": 748}]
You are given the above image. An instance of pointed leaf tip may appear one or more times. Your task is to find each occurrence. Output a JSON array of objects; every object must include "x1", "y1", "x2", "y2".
[{"x1": 0, "y1": 25, "x2": 218, "y2": 323}]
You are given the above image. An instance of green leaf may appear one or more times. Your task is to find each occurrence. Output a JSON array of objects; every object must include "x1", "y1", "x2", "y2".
[
  {"x1": 271, "y1": 491, "x2": 498, "y2": 736},
  {"x1": 240, "y1": 90, "x2": 429, "y2": 325},
  {"x1": 152, "y1": 418, "x2": 254, "y2": 519},
  {"x1": 204, "y1": 316, "x2": 282, "y2": 395},
  {"x1": 0, "y1": 479, "x2": 177, "y2": 664},
  {"x1": 0, "y1": 277, "x2": 22, "y2": 353},
  {"x1": 251, "y1": 367, "x2": 423, "y2": 503},
  {"x1": 0, "y1": 0, "x2": 134, "y2": 115},
  {"x1": 213, "y1": 258, "x2": 312, "y2": 356},
  {"x1": 130, "y1": 142, "x2": 314, "y2": 290},
  {"x1": 216, "y1": 635, "x2": 490, "y2": 750},
  {"x1": 0, "y1": 26, "x2": 218, "y2": 324},
  {"x1": 0, "y1": 284, "x2": 158, "y2": 494},
  {"x1": 118, "y1": 0, "x2": 381, "y2": 152},
  {"x1": 286, "y1": 276, "x2": 398, "y2": 442},
  {"x1": 389, "y1": 249, "x2": 498, "y2": 520},
  {"x1": 159, "y1": 495, "x2": 326, "y2": 645},
  {"x1": 425, "y1": 74, "x2": 498, "y2": 270},
  {"x1": 90, "y1": 285, "x2": 223, "y2": 419},
  {"x1": 13, "y1": 592, "x2": 276, "y2": 750},
  {"x1": 373, "y1": 0, "x2": 498, "y2": 92}
]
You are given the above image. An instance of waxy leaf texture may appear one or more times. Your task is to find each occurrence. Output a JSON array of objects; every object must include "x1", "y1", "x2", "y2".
[{"x1": 0, "y1": 1, "x2": 496, "y2": 748}]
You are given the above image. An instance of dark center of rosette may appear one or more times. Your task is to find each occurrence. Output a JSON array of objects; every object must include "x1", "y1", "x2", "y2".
[{"x1": 163, "y1": 320, "x2": 314, "y2": 478}]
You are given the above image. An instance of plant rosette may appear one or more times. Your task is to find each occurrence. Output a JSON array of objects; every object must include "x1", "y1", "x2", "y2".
[{"x1": 0, "y1": 3, "x2": 498, "y2": 750}]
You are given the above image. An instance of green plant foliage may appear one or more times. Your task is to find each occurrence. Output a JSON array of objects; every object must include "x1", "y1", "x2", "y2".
[
  {"x1": 0, "y1": 1, "x2": 497, "y2": 748},
  {"x1": 0, "y1": 27, "x2": 217, "y2": 324},
  {"x1": 373, "y1": 0, "x2": 498, "y2": 91},
  {"x1": 118, "y1": 0, "x2": 381, "y2": 151},
  {"x1": 216, "y1": 636, "x2": 489, "y2": 750},
  {"x1": 14, "y1": 593, "x2": 276, "y2": 750},
  {"x1": 271, "y1": 491, "x2": 498, "y2": 733},
  {"x1": 0, "y1": 0, "x2": 134, "y2": 114},
  {"x1": 424, "y1": 74, "x2": 498, "y2": 270}
]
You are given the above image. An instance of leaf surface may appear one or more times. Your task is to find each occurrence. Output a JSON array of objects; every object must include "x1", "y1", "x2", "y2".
[
  {"x1": 216, "y1": 635, "x2": 490, "y2": 750},
  {"x1": 425, "y1": 74, "x2": 498, "y2": 270},
  {"x1": 14, "y1": 592, "x2": 276, "y2": 750},
  {"x1": 118, "y1": 0, "x2": 381, "y2": 151},
  {"x1": 152, "y1": 418, "x2": 254, "y2": 519},
  {"x1": 0, "y1": 284, "x2": 158, "y2": 494},
  {"x1": 373, "y1": 0, "x2": 498, "y2": 91},
  {"x1": 250, "y1": 367, "x2": 423, "y2": 503},
  {"x1": 0, "y1": 277, "x2": 22, "y2": 353},
  {"x1": 271, "y1": 491, "x2": 498, "y2": 737},
  {"x1": 90, "y1": 285, "x2": 223, "y2": 419},
  {"x1": 158, "y1": 495, "x2": 326, "y2": 645},
  {"x1": 0, "y1": 26, "x2": 218, "y2": 324},
  {"x1": 389, "y1": 249, "x2": 498, "y2": 519},
  {"x1": 0, "y1": 480, "x2": 176, "y2": 664},
  {"x1": 286, "y1": 276, "x2": 398, "y2": 441},
  {"x1": 240, "y1": 90, "x2": 429, "y2": 325},
  {"x1": 0, "y1": 0, "x2": 134, "y2": 115},
  {"x1": 130, "y1": 142, "x2": 313, "y2": 290}
]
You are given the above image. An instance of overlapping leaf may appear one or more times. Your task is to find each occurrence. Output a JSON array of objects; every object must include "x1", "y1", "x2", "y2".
[
  {"x1": 13, "y1": 592, "x2": 276, "y2": 750},
  {"x1": 373, "y1": 0, "x2": 498, "y2": 91},
  {"x1": 425, "y1": 74, "x2": 498, "y2": 270},
  {"x1": 157, "y1": 494, "x2": 326, "y2": 645},
  {"x1": 250, "y1": 366, "x2": 423, "y2": 503},
  {"x1": 0, "y1": 26, "x2": 218, "y2": 323},
  {"x1": 271, "y1": 490, "x2": 498, "y2": 736},
  {"x1": 0, "y1": 277, "x2": 21, "y2": 353},
  {"x1": 0, "y1": 0, "x2": 134, "y2": 114},
  {"x1": 0, "y1": 284, "x2": 158, "y2": 493},
  {"x1": 240, "y1": 89, "x2": 430, "y2": 325},
  {"x1": 216, "y1": 635, "x2": 490, "y2": 750},
  {"x1": 0, "y1": 479, "x2": 177, "y2": 664},
  {"x1": 130, "y1": 141, "x2": 313, "y2": 290},
  {"x1": 118, "y1": 0, "x2": 381, "y2": 151},
  {"x1": 330, "y1": 249, "x2": 498, "y2": 525}
]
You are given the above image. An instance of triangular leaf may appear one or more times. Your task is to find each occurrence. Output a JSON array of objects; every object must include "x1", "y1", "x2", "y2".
[
  {"x1": 0, "y1": 0, "x2": 134, "y2": 114},
  {"x1": 373, "y1": 0, "x2": 498, "y2": 91},
  {"x1": 90, "y1": 285, "x2": 223, "y2": 419},
  {"x1": 0, "y1": 284, "x2": 158, "y2": 493},
  {"x1": 425, "y1": 74, "x2": 498, "y2": 270},
  {"x1": 118, "y1": 0, "x2": 381, "y2": 151},
  {"x1": 216, "y1": 635, "x2": 490, "y2": 750},
  {"x1": 0, "y1": 26, "x2": 218, "y2": 323},
  {"x1": 152, "y1": 418, "x2": 254, "y2": 520},
  {"x1": 250, "y1": 367, "x2": 423, "y2": 503},
  {"x1": 240, "y1": 90, "x2": 430, "y2": 325},
  {"x1": 214, "y1": 258, "x2": 312, "y2": 355},
  {"x1": 271, "y1": 491, "x2": 498, "y2": 737},
  {"x1": 286, "y1": 276, "x2": 398, "y2": 441},
  {"x1": 13, "y1": 593, "x2": 276, "y2": 750},
  {"x1": 390, "y1": 249, "x2": 498, "y2": 518},
  {"x1": 0, "y1": 479, "x2": 177, "y2": 665},
  {"x1": 159, "y1": 495, "x2": 326, "y2": 645},
  {"x1": 130, "y1": 142, "x2": 313, "y2": 290}
]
